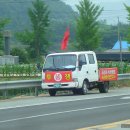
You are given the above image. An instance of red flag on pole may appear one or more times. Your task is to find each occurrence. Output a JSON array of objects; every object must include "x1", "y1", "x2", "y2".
[{"x1": 61, "y1": 27, "x2": 70, "y2": 50}]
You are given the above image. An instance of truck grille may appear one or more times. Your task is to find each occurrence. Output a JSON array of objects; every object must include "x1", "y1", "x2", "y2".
[{"x1": 48, "y1": 84, "x2": 68, "y2": 87}]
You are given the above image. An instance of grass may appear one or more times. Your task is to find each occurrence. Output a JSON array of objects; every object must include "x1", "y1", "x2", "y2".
[
  {"x1": 0, "y1": 62, "x2": 130, "y2": 100},
  {"x1": 110, "y1": 80, "x2": 130, "y2": 89}
]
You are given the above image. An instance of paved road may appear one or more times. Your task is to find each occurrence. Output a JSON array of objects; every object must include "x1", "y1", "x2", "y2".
[{"x1": 0, "y1": 88, "x2": 130, "y2": 130}]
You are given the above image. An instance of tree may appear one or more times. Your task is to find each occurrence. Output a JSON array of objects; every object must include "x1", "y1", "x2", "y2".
[
  {"x1": 124, "y1": 4, "x2": 130, "y2": 43},
  {"x1": 28, "y1": 0, "x2": 50, "y2": 58},
  {"x1": 74, "y1": 0, "x2": 103, "y2": 51},
  {"x1": 16, "y1": 30, "x2": 35, "y2": 58},
  {"x1": 125, "y1": 4, "x2": 130, "y2": 22},
  {"x1": 99, "y1": 21, "x2": 129, "y2": 50},
  {"x1": 11, "y1": 47, "x2": 29, "y2": 63},
  {"x1": 16, "y1": 0, "x2": 50, "y2": 60},
  {"x1": 0, "y1": 18, "x2": 10, "y2": 53}
]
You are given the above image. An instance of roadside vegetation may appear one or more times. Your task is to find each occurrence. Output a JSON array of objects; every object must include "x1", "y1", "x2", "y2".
[
  {"x1": 0, "y1": 61, "x2": 130, "y2": 100},
  {"x1": 0, "y1": 0, "x2": 130, "y2": 100},
  {"x1": 98, "y1": 62, "x2": 130, "y2": 73},
  {"x1": 0, "y1": 61, "x2": 130, "y2": 81},
  {"x1": 110, "y1": 80, "x2": 130, "y2": 89},
  {"x1": 0, "y1": 64, "x2": 41, "y2": 81},
  {"x1": 73, "y1": 0, "x2": 103, "y2": 50}
]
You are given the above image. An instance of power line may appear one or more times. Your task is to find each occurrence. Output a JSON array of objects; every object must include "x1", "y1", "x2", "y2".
[{"x1": 0, "y1": 0, "x2": 33, "y2": 3}]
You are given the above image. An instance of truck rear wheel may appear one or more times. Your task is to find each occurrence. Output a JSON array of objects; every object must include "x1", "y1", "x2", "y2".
[
  {"x1": 98, "y1": 81, "x2": 109, "y2": 93},
  {"x1": 80, "y1": 81, "x2": 89, "y2": 95},
  {"x1": 48, "y1": 89, "x2": 56, "y2": 96}
]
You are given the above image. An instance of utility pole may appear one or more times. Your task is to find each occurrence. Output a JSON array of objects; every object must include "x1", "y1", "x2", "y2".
[{"x1": 118, "y1": 17, "x2": 123, "y2": 73}]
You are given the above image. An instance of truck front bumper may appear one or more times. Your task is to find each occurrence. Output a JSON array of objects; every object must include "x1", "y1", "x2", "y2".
[{"x1": 41, "y1": 82, "x2": 79, "y2": 90}]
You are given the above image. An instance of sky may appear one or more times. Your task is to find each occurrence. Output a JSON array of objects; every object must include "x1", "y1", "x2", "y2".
[{"x1": 61, "y1": 0, "x2": 130, "y2": 24}]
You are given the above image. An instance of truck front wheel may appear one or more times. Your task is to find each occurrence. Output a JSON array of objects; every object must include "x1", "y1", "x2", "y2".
[
  {"x1": 48, "y1": 89, "x2": 56, "y2": 96},
  {"x1": 80, "y1": 81, "x2": 89, "y2": 95},
  {"x1": 98, "y1": 81, "x2": 109, "y2": 93}
]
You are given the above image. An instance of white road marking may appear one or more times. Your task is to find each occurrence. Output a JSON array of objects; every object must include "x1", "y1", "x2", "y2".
[
  {"x1": 0, "y1": 93, "x2": 130, "y2": 110},
  {"x1": 121, "y1": 96, "x2": 130, "y2": 99},
  {"x1": 0, "y1": 102, "x2": 130, "y2": 123}
]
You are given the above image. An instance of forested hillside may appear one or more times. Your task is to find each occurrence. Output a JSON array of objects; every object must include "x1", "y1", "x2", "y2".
[
  {"x1": 0, "y1": 0, "x2": 129, "y2": 52},
  {"x1": 0, "y1": 0, "x2": 77, "y2": 50}
]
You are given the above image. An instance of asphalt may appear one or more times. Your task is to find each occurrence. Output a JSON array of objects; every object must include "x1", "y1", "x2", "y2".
[
  {"x1": 0, "y1": 87, "x2": 130, "y2": 130},
  {"x1": 0, "y1": 87, "x2": 130, "y2": 109},
  {"x1": 77, "y1": 119, "x2": 130, "y2": 130}
]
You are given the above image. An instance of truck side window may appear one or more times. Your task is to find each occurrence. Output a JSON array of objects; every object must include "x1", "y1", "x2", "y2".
[
  {"x1": 88, "y1": 54, "x2": 95, "y2": 64},
  {"x1": 78, "y1": 54, "x2": 87, "y2": 66}
]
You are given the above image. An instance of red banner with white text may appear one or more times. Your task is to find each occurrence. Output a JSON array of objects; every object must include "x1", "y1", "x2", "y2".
[{"x1": 99, "y1": 68, "x2": 118, "y2": 81}]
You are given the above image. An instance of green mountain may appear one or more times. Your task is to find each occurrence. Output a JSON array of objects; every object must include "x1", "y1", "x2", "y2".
[{"x1": 0, "y1": 0, "x2": 77, "y2": 50}]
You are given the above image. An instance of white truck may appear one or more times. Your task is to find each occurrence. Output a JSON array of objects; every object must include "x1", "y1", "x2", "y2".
[{"x1": 41, "y1": 51, "x2": 118, "y2": 96}]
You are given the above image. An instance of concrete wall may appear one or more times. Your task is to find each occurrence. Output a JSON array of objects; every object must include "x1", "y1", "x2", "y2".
[{"x1": 0, "y1": 55, "x2": 19, "y2": 65}]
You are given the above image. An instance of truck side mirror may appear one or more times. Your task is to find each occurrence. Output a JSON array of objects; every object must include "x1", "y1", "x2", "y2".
[
  {"x1": 78, "y1": 60, "x2": 83, "y2": 71},
  {"x1": 79, "y1": 60, "x2": 86, "y2": 66},
  {"x1": 79, "y1": 60, "x2": 82, "y2": 66}
]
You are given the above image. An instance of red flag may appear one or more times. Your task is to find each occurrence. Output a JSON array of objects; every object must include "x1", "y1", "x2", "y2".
[{"x1": 61, "y1": 28, "x2": 70, "y2": 50}]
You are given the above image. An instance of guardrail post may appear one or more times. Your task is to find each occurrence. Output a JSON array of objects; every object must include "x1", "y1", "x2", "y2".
[
  {"x1": 3, "y1": 90, "x2": 8, "y2": 98},
  {"x1": 35, "y1": 87, "x2": 38, "y2": 96}
]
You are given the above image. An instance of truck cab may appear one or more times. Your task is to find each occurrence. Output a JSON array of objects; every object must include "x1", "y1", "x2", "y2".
[{"x1": 41, "y1": 51, "x2": 105, "y2": 96}]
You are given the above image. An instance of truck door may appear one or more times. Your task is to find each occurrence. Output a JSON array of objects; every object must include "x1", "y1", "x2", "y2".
[
  {"x1": 87, "y1": 54, "x2": 98, "y2": 82},
  {"x1": 78, "y1": 54, "x2": 89, "y2": 87}
]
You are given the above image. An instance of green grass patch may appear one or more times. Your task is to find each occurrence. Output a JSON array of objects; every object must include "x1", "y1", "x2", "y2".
[{"x1": 110, "y1": 80, "x2": 130, "y2": 89}]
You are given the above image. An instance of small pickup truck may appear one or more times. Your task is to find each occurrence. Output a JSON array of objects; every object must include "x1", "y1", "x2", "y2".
[{"x1": 41, "y1": 51, "x2": 118, "y2": 96}]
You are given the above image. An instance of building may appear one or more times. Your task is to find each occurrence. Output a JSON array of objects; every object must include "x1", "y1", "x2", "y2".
[
  {"x1": 106, "y1": 41, "x2": 130, "y2": 52},
  {"x1": 96, "y1": 41, "x2": 130, "y2": 61}
]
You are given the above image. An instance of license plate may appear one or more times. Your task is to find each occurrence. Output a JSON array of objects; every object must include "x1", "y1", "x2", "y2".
[{"x1": 53, "y1": 83, "x2": 61, "y2": 88}]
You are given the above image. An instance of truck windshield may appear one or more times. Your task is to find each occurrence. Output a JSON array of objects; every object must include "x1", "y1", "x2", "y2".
[{"x1": 43, "y1": 54, "x2": 77, "y2": 71}]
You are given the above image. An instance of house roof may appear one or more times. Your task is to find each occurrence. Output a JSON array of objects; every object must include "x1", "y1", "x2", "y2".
[{"x1": 112, "y1": 41, "x2": 130, "y2": 50}]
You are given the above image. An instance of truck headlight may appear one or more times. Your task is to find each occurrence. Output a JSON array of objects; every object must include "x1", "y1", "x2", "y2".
[{"x1": 72, "y1": 78, "x2": 78, "y2": 82}]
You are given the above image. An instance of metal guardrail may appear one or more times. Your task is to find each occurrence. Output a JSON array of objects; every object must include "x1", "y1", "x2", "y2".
[
  {"x1": 0, "y1": 80, "x2": 41, "y2": 97},
  {"x1": 118, "y1": 74, "x2": 130, "y2": 80},
  {"x1": 0, "y1": 80, "x2": 41, "y2": 90},
  {"x1": 0, "y1": 74, "x2": 130, "y2": 90},
  {"x1": 0, "y1": 74, "x2": 130, "y2": 97}
]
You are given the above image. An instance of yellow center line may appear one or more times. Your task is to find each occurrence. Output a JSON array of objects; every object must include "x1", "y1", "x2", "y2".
[
  {"x1": 100, "y1": 124, "x2": 118, "y2": 129},
  {"x1": 77, "y1": 119, "x2": 130, "y2": 130}
]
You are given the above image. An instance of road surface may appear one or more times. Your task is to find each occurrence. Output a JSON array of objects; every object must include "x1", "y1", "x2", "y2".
[{"x1": 0, "y1": 88, "x2": 130, "y2": 130}]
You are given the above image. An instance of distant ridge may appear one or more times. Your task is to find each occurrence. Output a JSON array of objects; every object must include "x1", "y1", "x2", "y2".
[{"x1": 0, "y1": 0, "x2": 77, "y2": 50}]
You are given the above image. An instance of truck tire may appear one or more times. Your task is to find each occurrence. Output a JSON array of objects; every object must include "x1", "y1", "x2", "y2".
[
  {"x1": 99, "y1": 81, "x2": 109, "y2": 93},
  {"x1": 80, "y1": 80, "x2": 89, "y2": 95},
  {"x1": 48, "y1": 89, "x2": 56, "y2": 96}
]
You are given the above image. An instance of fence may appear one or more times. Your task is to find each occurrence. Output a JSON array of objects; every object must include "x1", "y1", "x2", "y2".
[
  {"x1": 0, "y1": 73, "x2": 130, "y2": 98},
  {"x1": 0, "y1": 80, "x2": 41, "y2": 98},
  {"x1": 118, "y1": 73, "x2": 130, "y2": 80}
]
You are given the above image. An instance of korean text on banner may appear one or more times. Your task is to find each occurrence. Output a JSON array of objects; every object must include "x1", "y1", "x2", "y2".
[{"x1": 99, "y1": 68, "x2": 118, "y2": 81}]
